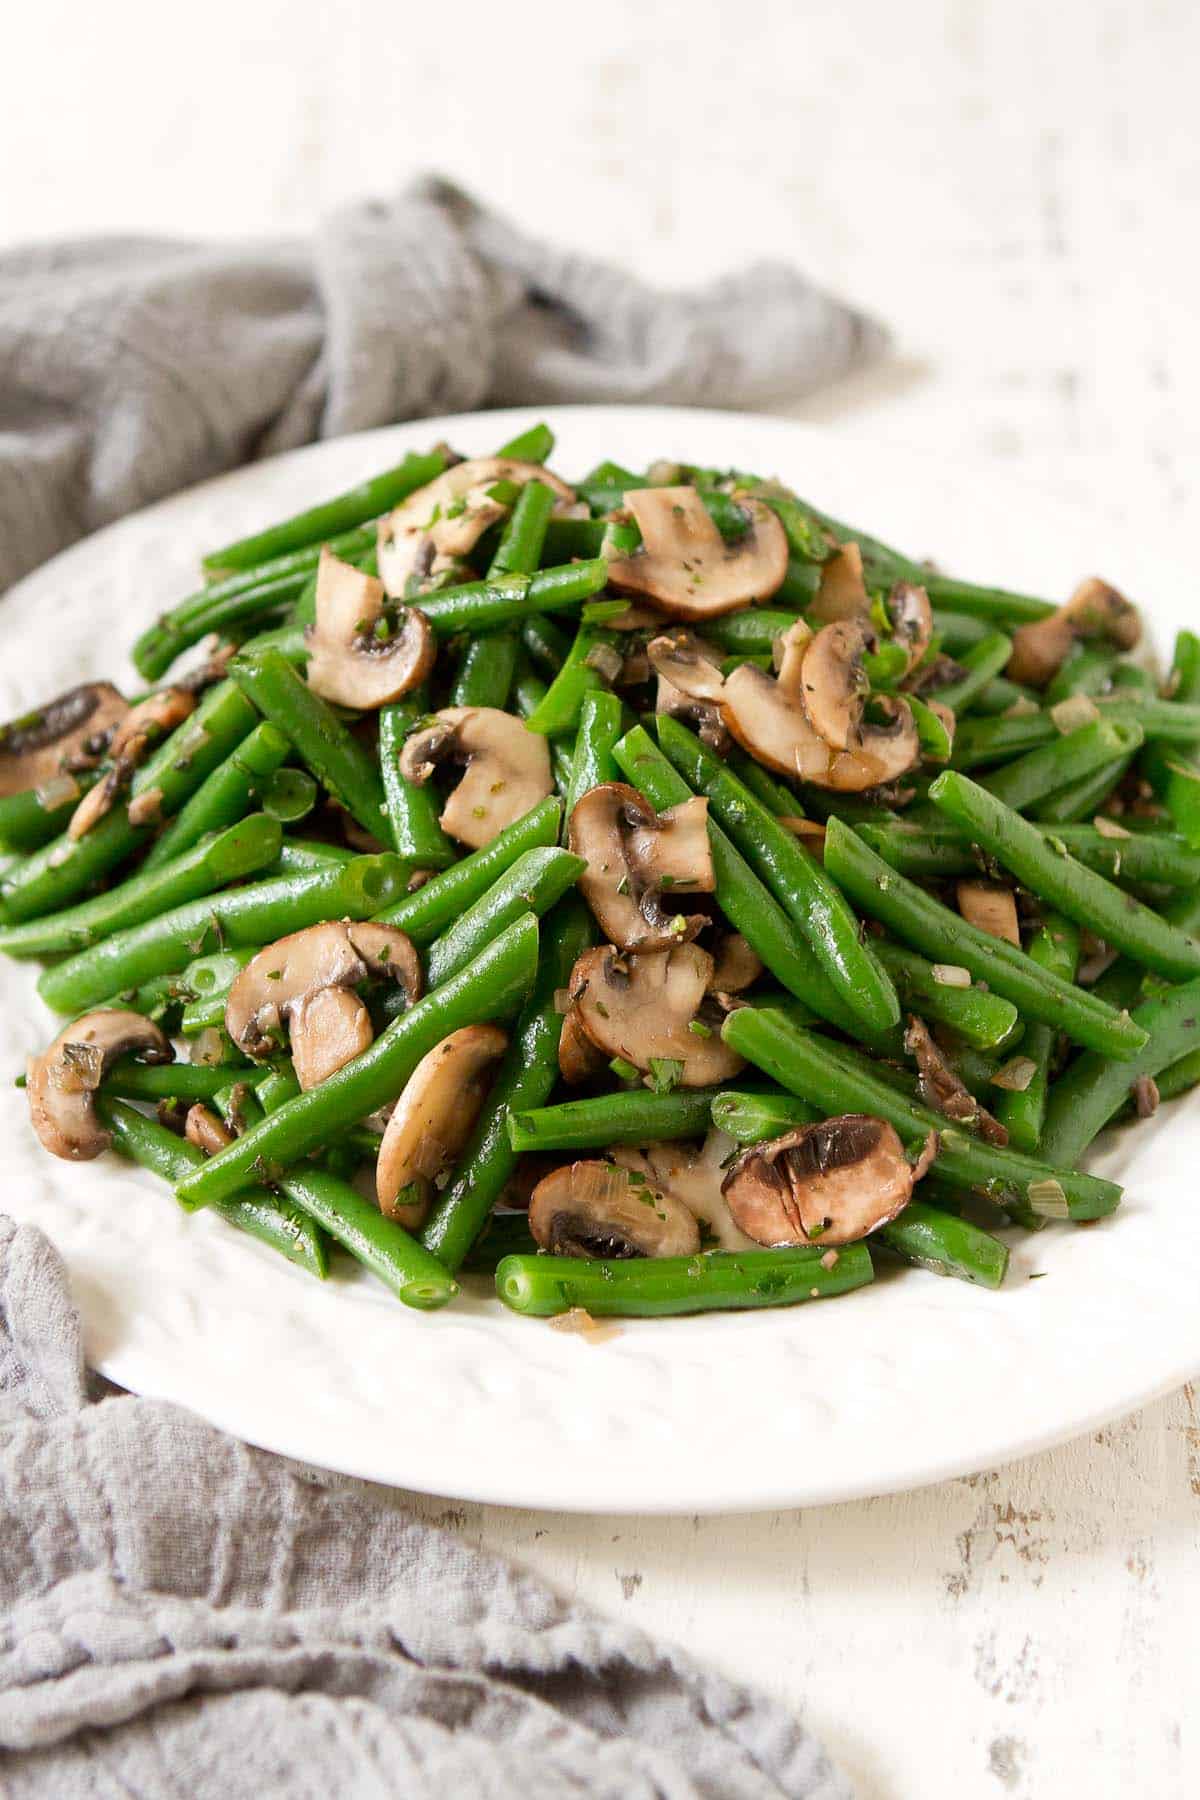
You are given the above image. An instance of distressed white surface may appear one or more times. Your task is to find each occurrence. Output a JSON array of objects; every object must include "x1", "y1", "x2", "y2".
[{"x1": 4, "y1": 0, "x2": 1199, "y2": 1794}]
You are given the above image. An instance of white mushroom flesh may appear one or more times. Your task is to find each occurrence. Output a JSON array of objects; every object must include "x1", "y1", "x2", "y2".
[
  {"x1": 306, "y1": 549, "x2": 435, "y2": 709},
  {"x1": 398, "y1": 707, "x2": 553, "y2": 850},
  {"x1": 27, "y1": 1009, "x2": 173, "y2": 1161},
  {"x1": 606, "y1": 487, "x2": 789, "y2": 619},
  {"x1": 528, "y1": 1160, "x2": 701, "y2": 1259},
  {"x1": 377, "y1": 458, "x2": 575, "y2": 599},
  {"x1": 376, "y1": 1024, "x2": 507, "y2": 1226},
  {"x1": 722, "y1": 1114, "x2": 927, "y2": 1247},
  {"x1": 568, "y1": 943, "x2": 745, "y2": 1086}
]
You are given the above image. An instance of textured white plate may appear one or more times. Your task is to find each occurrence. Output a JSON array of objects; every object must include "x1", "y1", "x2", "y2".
[{"x1": 2, "y1": 406, "x2": 1196, "y2": 1514}]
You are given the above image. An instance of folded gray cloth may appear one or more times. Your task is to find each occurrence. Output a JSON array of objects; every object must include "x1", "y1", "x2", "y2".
[
  {"x1": 0, "y1": 1216, "x2": 849, "y2": 1798},
  {"x1": 0, "y1": 173, "x2": 885, "y2": 594}
]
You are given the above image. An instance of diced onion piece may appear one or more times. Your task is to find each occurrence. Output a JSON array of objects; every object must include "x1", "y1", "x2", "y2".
[
  {"x1": 1092, "y1": 815, "x2": 1131, "y2": 839},
  {"x1": 35, "y1": 774, "x2": 80, "y2": 810},
  {"x1": 190, "y1": 1028, "x2": 226, "y2": 1067},
  {"x1": 1027, "y1": 1177, "x2": 1070, "y2": 1219},
  {"x1": 1050, "y1": 694, "x2": 1100, "y2": 733},
  {"x1": 992, "y1": 1055, "x2": 1038, "y2": 1093},
  {"x1": 548, "y1": 1307, "x2": 622, "y2": 1342},
  {"x1": 931, "y1": 963, "x2": 972, "y2": 988}
]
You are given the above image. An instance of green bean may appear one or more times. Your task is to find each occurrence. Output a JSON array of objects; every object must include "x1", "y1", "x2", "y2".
[
  {"x1": 952, "y1": 712, "x2": 1055, "y2": 769},
  {"x1": 993, "y1": 914, "x2": 1080, "y2": 1153},
  {"x1": 698, "y1": 610, "x2": 800, "y2": 656},
  {"x1": 563, "y1": 690, "x2": 626, "y2": 821},
  {"x1": 228, "y1": 649, "x2": 388, "y2": 842},
  {"x1": 931, "y1": 633, "x2": 1013, "y2": 716},
  {"x1": 450, "y1": 481, "x2": 557, "y2": 710},
  {"x1": 1044, "y1": 642, "x2": 1119, "y2": 706},
  {"x1": 495, "y1": 1243, "x2": 874, "y2": 1318},
  {"x1": 142, "y1": 722, "x2": 291, "y2": 870},
  {"x1": 907, "y1": 693, "x2": 955, "y2": 762},
  {"x1": 100, "y1": 1059, "x2": 250, "y2": 1103},
  {"x1": 870, "y1": 940, "x2": 1019, "y2": 1048},
  {"x1": 727, "y1": 749, "x2": 803, "y2": 818},
  {"x1": 972, "y1": 676, "x2": 1040, "y2": 716},
  {"x1": 1032, "y1": 757, "x2": 1129, "y2": 825},
  {"x1": 1143, "y1": 1045, "x2": 1200, "y2": 1108},
  {"x1": 377, "y1": 693, "x2": 456, "y2": 867},
  {"x1": 495, "y1": 421, "x2": 555, "y2": 462},
  {"x1": 721, "y1": 1006, "x2": 1122, "y2": 1221},
  {"x1": 823, "y1": 816, "x2": 1146, "y2": 1058},
  {"x1": 539, "y1": 517, "x2": 610, "y2": 562},
  {"x1": 175, "y1": 912, "x2": 541, "y2": 1209},
  {"x1": 98, "y1": 1095, "x2": 327, "y2": 1277},
  {"x1": 875, "y1": 1201, "x2": 1009, "y2": 1288},
  {"x1": 710, "y1": 1087, "x2": 820, "y2": 1141},
  {"x1": 133, "y1": 525, "x2": 377, "y2": 681},
  {"x1": 37, "y1": 852, "x2": 409, "y2": 1014},
  {"x1": 1041, "y1": 976, "x2": 1200, "y2": 1166},
  {"x1": 930, "y1": 770, "x2": 1200, "y2": 982},
  {"x1": 1142, "y1": 742, "x2": 1200, "y2": 849},
  {"x1": 272, "y1": 838, "x2": 355, "y2": 873},
  {"x1": 524, "y1": 624, "x2": 619, "y2": 737},
  {"x1": 520, "y1": 615, "x2": 572, "y2": 672},
  {"x1": 413, "y1": 559, "x2": 608, "y2": 636},
  {"x1": 202, "y1": 448, "x2": 446, "y2": 575},
  {"x1": 656, "y1": 716, "x2": 899, "y2": 1034},
  {"x1": 373, "y1": 795, "x2": 561, "y2": 942},
  {"x1": 0, "y1": 680, "x2": 259, "y2": 922},
  {"x1": 421, "y1": 895, "x2": 594, "y2": 1270},
  {"x1": 507, "y1": 1087, "x2": 721, "y2": 1154},
  {"x1": 262, "y1": 767, "x2": 316, "y2": 824},
  {"x1": 612, "y1": 727, "x2": 883, "y2": 1044},
  {"x1": 423, "y1": 846, "x2": 585, "y2": 988},
  {"x1": 931, "y1": 610, "x2": 991, "y2": 654},
  {"x1": 0, "y1": 813, "x2": 281, "y2": 959},
  {"x1": 0, "y1": 768, "x2": 103, "y2": 855},
  {"x1": 862, "y1": 816, "x2": 1200, "y2": 889},
  {"x1": 921, "y1": 574, "x2": 1056, "y2": 624},
  {"x1": 980, "y1": 717, "x2": 1144, "y2": 813},
  {"x1": 510, "y1": 664, "x2": 575, "y2": 792},
  {"x1": 460, "y1": 1213, "x2": 538, "y2": 1272}
]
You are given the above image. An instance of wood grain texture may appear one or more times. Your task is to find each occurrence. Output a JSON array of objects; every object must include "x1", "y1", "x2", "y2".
[{"x1": 4, "y1": 0, "x2": 1198, "y2": 1792}]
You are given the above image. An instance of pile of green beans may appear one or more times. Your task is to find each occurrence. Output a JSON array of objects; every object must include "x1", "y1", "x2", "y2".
[{"x1": 8, "y1": 422, "x2": 1192, "y2": 1326}]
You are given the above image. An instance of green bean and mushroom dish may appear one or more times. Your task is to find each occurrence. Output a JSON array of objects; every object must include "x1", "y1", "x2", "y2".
[{"x1": 5, "y1": 419, "x2": 1195, "y2": 1323}]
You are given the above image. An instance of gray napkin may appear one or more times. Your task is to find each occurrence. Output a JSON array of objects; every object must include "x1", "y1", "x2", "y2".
[
  {"x1": 0, "y1": 1216, "x2": 849, "y2": 1798},
  {"x1": 0, "y1": 173, "x2": 885, "y2": 594}
]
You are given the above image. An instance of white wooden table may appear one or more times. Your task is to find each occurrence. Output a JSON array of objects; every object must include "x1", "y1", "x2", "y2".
[{"x1": 5, "y1": 0, "x2": 1198, "y2": 1791}]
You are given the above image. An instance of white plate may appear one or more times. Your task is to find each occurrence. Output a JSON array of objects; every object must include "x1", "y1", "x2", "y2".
[{"x1": 2, "y1": 406, "x2": 1196, "y2": 1514}]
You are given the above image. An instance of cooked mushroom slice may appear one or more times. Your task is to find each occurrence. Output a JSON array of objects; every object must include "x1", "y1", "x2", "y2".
[
  {"x1": 721, "y1": 1114, "x2": 933, "y2": 1247},
  {"x1": 648, "y1": 629, "x2": 729, "y2": 750},
  {"x1": 377, "y1": 457, "x2": 576, "y2": 597},
  {"x1": 799, "y1": 619, "x2": 872, "y2": 750},
  {"x1": 376, "y1": 1024, "x2": 507, "y2": 1227},
  {"x1": 27, "y1": 1009, "x2": 173, "y2": 1161},
  {"x1": 904, "y1": 1016, "x2": 1008, "y2": 1146},
  {"x1": 884, "y1": 581, "x2": 934, "y2": 674},
  {"x1": 606, "y1": 486, "x2": 788, "y2": 619},
  {"x1": 708, "y1": 931, "x2": 764, "y2": 997},
  {"x1": 305, "y1": 548, "x2": 435, "y2": 709},
  {"x1": 528, "y1": 1160, "x2": 701, "y2": 1259},
  {"x1": 1007, "y1": 576, "x2": 1141, "y2": 687},
  {"x1": 956, "y1": 880, "x2": 1021, "y2": 946},
  {"x1": 809, "y1": 541, "x2": 870, "y2": 623},
  {"x1": 568, "y1": 943, "x2": 745, "y2": 1086},
  {"x1": 612, "y1": 1132, "x2": 758, "y2": 1251},
  {"x1": 225, "y1": 921, "x2": 421, "y2": 1089},
  {"x1": 0, "y1": 682, "x2": 128, "y2": 799},
  {"x1": 68, "y1": 687, "x2": 196, "y2": 838},
  {"x1": 398, "y1": 707, "x2": 553, "y2": 849},
  {"x1": 568, "y1": 781, "x2": 714, "y2": 952},
  {"x1": 185, "y1": 1103, "x2": 234, "y2": 1157},
  {"x1": 722, "y1": 623, "x2": 921, "y2": 791},
  {"x1": 558, "y1": 1008, "x2": 607, "y2": 1085}
]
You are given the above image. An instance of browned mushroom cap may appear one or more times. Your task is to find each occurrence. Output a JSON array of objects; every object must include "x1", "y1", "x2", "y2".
[
  {"x1": 606, "y1": 487, "x2": 788, "y2": 619},
  {"x1": 722, "y1": 622, "x2": 921, "y2": 792},
  {"x1": 68, "y1": 687, "x2": 196, "y2": 838},
  {"x1": 884, "y1": 582, "x2": 934, "y2": 674},
  {"x1": 305, "y1": 549, "x2": 435, "y2": 709},
  {"x1": 721, "y1": 1114, "x2": 931, "y2": 1247},
  {"x1": 904, "y1": 1016, "x2": 1008, "y2": 1146},
  {"x1": 1007, "y1": 576, "x2": 1141, "y2": 687},
  {"x1": 225, "y1": 921, "x2": 421, "y2": 1089},
  {"x1": 568, "y1": 781, "x2": 714, "y2": 953},
  {"x1": 799, "y1": 619, "x2": 873, "y2": 750},
  {"x1": 398, "y1": 707, "x2": 553, "y2": 849},
  {"x1": 649, "y1": 630, "x2": 729, "y2": 750},
  {"x1": 376, "y1": 1024, "x2": 507, "y2": 1227},
  {"x1": 27, "y1": 1009, "x2": 173, "y2": 1161},
  {"x1": 0, "y1": 683, "x2": 128, "y2": 799},
  {"x1": 377, "y1": 458, "x2": 576, "y2": 597},
  {"x1": 708, "y1": 931, "x2": 764, "y2": 996},
  {"x1": 558, "y1": 1008, "x2": 607, "y2": 1084},
  {"x1": 809, "y1": 541, "x2": 871, "y2": 623},
  {"x1": 612, "y1": 1133, "x2": 759, "y2": 1251},
  {"x1": 956, "y1": 880, "x2": 1021, "y2": 946},
  {"x1": 567, "y1": 943, "x2": 745, "y2": 1086},
  {"x1": 528, "y1": 1160, "x2": 701, "y2": 1259},
  {"x1": 185, "y1": 1103, "x2": 234, "y2": 1156}
]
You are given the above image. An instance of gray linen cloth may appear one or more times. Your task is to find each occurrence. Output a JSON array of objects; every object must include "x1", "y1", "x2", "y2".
[
  {"x1": 0, "y1": 177, "x2": 880, "y2": 1793},
  {"x1": 0, "y1": 1217, "x2": 850, "y2": 1798},
  {"x1": 0, "y1": 173, "x2": 885, "y2": 593}
]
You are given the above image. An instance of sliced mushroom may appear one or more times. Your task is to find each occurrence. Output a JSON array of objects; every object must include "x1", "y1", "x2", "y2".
[
  {"x1": 650, "y1": 629, "x2": 729, "y2": 750},
  {"x1": 956, "y1": 880, "x2": 1021, "y2": 946},
  {"x1": 721, "y1": 1114, "x2": 934, "y2": 1247},
  {"x1": 708, "y1": 931, "x2": 764, "y2": 997},
  {"x1": 568, "y1": 781, "x2": 714, "y2": 952},
  {"x1": 0, "y1": 682, "x2": 128, "y2": 798},
  {"x1": 185, "y1": 1103, "x2": 234, "y2": 1156},
  {"x1": 606, "y1": 487, "x2": 788, "y2": 619},
  {"x1": 1007, "y1": 576, "x2": 1141, "y2": 687},
  {"x1": 225, "y1": 920, "x2": 421, "y2": 1088},
  {"x1": 558, "y1": 1008, "x2": 607, "y2": 1084},
  {"x1": 799, "y1": 619, "x2": 872, "y2": 750},
  {"x1": 528, "y1": 1160, "x2": 701, "y2": 1259},
  {"x1": 67, "y1": 687, "x2": 195, "y2": 838},
  {"x1": 884, "y1": 582, "x2": 934, "y2": 674},
  {"x1": 27, "y1": 1010, "x2": 173, "y2": 1161},
  {"x1": 567, "y1": 943, "x2": 745, "y2": 1086},
  {"x1": 904, "y1": 1016, "x2": 1008, "y2": 1146},
  {"x1": 305, "y1": 548, "x2": 435, "y2": 708},
  {"x1": 377, "y1": 458, "x2": 576, "y2": 597},
  {"x1": 398, "y1": 707, "x2": 553, "y2": 849},
  {"x1": 809, "y1": 541, "x2": 871, "y2": 623},
  {"x1": 376, "y1": 1024, "x2": 507, "y2": 1227},
  {"x1": 612, "y1": 1132, "x2": 758, "y2": 1251}
]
